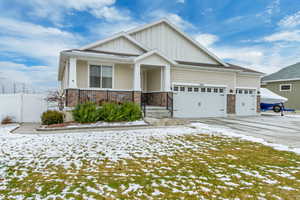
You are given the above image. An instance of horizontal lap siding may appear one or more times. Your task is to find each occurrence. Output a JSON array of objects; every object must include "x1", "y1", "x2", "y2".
[
  {"x1": 236, "y1": 74, "x2": 260, "y2": 89},
  {"x1": 171, "y1": 67, "x2": 235, "y2": 90}
]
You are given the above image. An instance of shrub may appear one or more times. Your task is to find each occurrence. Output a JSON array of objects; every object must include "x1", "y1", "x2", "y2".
[
  {"x1": 72, "y1": 102, "x2": 99, "y2": 123},
  {"x1": 1, "y1": 116, "x2": 14, "y2": 124},
  {"x1": 98, "y1": 102, "x2": 124, "y2": 122},
  {"x1": 120, "y1": 102, "x2": 142, "y2": 121},
  {"x1": 41, "y1": 110, "x2": 64, "y2": 125}
]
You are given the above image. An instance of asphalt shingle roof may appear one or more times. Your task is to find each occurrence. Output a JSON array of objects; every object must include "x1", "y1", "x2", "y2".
[{"x1": 262, "y1": 62, "x2": 300, "y2": 82}]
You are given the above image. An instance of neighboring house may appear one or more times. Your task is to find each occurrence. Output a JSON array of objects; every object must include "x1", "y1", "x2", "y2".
[
  {"x1": 262, "y1": 62, "x2": 300, "y2": 110},
  {"x1": 58, "y1": 19, "x2": 263, "y2": 118}
]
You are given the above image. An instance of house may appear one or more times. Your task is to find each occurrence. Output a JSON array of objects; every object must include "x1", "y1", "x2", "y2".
[
  {"x1": 58, "y1": 19, "x2": 263, "y2": 118},
  {"x1": 262, "y1": 62, "x2": 300, "y2": 110}
]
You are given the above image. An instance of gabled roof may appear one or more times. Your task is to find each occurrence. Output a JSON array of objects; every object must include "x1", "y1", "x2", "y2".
[
  {"x1": 134, "y1": 50, "x2": 177, "y2": 65},
  {"x1": 79, "y1": 32, "x2": 149, "y2": 52},
  {"x1": 262, "y1": 62, "x2": 300, "y2": 82},
  {"x1": 126, "y1": 18, "x2": 229, "y2": 67}
]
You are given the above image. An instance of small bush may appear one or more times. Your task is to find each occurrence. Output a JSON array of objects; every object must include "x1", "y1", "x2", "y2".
[
  {"x1": 72, "y1": 102, "x2": 99, "y2": 123},
  {"x1": 1, "y1": 116, "x2": 14, "y2": 124},
  {"x1": 98, "y1": 102, "x2": 124, "y2": 122},
  {"x1": 120, "y1": 102, "x2": 142, "y2": 121},
  {"x1": 41, "y1": 110, "x2": 64, "y2": 125}
]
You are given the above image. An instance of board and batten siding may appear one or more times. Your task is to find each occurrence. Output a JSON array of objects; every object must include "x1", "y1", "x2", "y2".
[
  {"x1": 171, "y1": 67, "x2": 235, "y2": 90},
  {"x1": 91, "y1": 36, "x2": 144, "y2": 55},
  {"x1": 130, "y1": 22, "x2": 219, "y2": 64},
  {"x1": 236, "y1": 74, "x2": 261, "y2": 89},
  {"x1": 146, "y1": 68, "x2": 161, "y2": 91},
  {"x1": 75, "y1": 60, "x2": 134, "y2": 90},
  {"x1": 262, "y1": 80, "x2": 300, "y2": 110}
]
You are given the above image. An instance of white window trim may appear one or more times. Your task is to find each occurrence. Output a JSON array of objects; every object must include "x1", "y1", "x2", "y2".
[
  {"x1": 279, "y1": 84, "x2": 292, "y2": 92},
  {"x1": 87, "y1": 61, "x2": 115, "y2": 89}
]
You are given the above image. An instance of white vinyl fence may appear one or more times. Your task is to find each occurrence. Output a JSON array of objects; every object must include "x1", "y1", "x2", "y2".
[{"x1": 0, "y1": 93, "x2": 49, "y2": 123}]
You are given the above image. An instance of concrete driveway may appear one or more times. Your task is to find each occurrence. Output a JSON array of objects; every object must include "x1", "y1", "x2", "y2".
[{"x1": 196, "y1": 114, "x2": 300, "y2": 149}]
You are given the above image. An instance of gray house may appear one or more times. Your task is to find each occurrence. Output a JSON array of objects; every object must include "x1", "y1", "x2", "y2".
[{"x1": 262, "y1": 62, "x2": 300, "y2": 110}]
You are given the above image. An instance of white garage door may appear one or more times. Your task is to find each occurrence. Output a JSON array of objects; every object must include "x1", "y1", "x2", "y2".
[
  {"x1": 173, "y1": 85, "x2": 227, "y2": 118},
  {"x1": 236, "y1": 89, "x2": 257, "y2": 116}
]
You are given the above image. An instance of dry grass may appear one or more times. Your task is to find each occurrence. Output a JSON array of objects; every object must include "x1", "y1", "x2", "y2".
[{"x1": 1, "y1": 134, "x2": 300, "y2": 199}]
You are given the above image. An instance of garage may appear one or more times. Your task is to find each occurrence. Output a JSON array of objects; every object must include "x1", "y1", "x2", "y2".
[
  {"x1": 173, "y1": 85, "x2": 227, "y2": 118},
  {"x1": 235, "y1": 88, "x2": 257, "y2": 116}
]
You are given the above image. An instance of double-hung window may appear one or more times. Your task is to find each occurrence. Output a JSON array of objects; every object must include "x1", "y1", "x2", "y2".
[{"x1": 89, "y1": 64, "x2": 113, "y2": 88}]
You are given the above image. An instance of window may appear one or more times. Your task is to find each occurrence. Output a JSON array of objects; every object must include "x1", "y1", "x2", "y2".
[
  {"x1": 213, "y1": 88, "x2": 218, "y2": 93},
  {"x1": 194, "y1": 88, "x2": 199, "y2": 92},
  {"x1": 207, "y1": 88, "x2": 212, "y2": 93},
  {"x1": 201, "y1": 88, "x2": 206, "y2": 92},
  {"x1": 89, "y1": 64, "x2": 113, "y2": 88},
  {"x1": 280, "y1": 84, "x2": 292, "y2": 91},
  {"x1": 219, "y1": 88, "x2": 224, "y2": 93},
  {"x1": 244, "y1": 90, "x2": 249, "y2": 94},
  {"x1": 174, "y1": 86, "x2": 179, "y2": 91},
  {"x1": 188, "y1": 87, "x2": 193, "y2": 92},
  {"x1": 180, "y1": 86, "x2": 185, "y2": 91}
]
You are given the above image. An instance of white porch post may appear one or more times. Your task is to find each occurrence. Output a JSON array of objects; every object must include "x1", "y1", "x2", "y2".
[
  {"x1": 68, "y1": 57, "x2": 77, "y2": 88},
  {"x1": 133, "y1": 63, "x2": 141, "y2": 91},
  {"x1": 164, "y1": 64, "x2": 171, "y2": 92}
]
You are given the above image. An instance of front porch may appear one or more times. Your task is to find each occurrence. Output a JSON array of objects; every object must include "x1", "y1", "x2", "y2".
[{"x1": 61, "y1": 50, "x2": 174, "y2": 116}]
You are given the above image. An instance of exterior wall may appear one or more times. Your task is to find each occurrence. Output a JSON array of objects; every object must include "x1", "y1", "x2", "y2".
[
  {"x1": 114, "y1": 64, "x2": 133, "y2": 90},
  {"x1": 262, "y1": 80, "x2": 300, "y2": 110},
  {"x1": 130, "y1": 22, "x2": 219, "y2": 64},
  {"x1": 171, "y1": 67, "x2": 235, "y2": 90},
  {"x1": 74, "y1": 60, "x2": 134, "y2": 90},
  {"x1": 77, "y1": 60, "x2": 88, "y2": 88},
  {"x1": 91, "y1": 36, "x2": 144, "y2": 55},
  {"x1": 236, "y1": 74, "x2": 261, "y2": 89},
  {"x1": 146, "y1": 68, "x2": 161, "y2": 91}
]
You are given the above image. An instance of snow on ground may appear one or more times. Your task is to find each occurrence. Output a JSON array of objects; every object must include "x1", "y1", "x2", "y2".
[{"x1": 0, "y1": 123, "x2": 299, "y2": 199}]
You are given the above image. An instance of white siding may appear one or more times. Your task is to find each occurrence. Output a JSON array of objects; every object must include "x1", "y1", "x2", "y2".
[
  {"x1": 137, "y1": 54, "x2": 169, "y2": 66},
  {"x1": 91, "y1": 36, "x2": 144, "y2": 55},
  {"x1": 130, "y1": 22, "x2": 219, "y2": 64},
  {"x1": 236, "y1": 74, "x2": 261, "y2": 89},
  {"x1": 171, "y1": 67, "x2": 235, "y2": 90}
]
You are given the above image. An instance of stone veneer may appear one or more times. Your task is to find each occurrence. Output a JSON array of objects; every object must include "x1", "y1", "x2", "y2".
[
  {"x1": 227, "y1": 94, "x2": 236, "y2": 114},
  {"x1": 65, "y1": 89, "x2": 141, "y2": 107}
]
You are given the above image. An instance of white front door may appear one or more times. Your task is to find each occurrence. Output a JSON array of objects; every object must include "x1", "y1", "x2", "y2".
[
  {"x1": 173, "y1": 86, "x2": 227, "y2": 118},
  {"x1": 236, "y1": 89, "x2": 257, "y2": 116}
]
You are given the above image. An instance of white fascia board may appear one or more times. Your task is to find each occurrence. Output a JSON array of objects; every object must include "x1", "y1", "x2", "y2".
[
  {"x1": 235, "y1": 86, "x2": 258, "y2": 90},
  {"x1": 134, "y1": 50, "x2": 177, "y2": 65},
  {"x1": 239, "y1": 71, "x2": 265, "y2": 76},
  {"x1": 127, "y1": 18, "x2": 228, "y2": 67},
  {"x1": 174, "y1": 63, "x2": 241, "y2": 73},
  {"x1": 262, "y1": 78, "x2": 300, "y2": 83},
  {"x1": 172, "y1": 82, "x2": 227, "y2": 88},
  {"x1": 62, "y1": 51, "x2": 135, "y2": 63},
  {"x1": 78, "y1": 32, "x2": 149, "y2": 52}
]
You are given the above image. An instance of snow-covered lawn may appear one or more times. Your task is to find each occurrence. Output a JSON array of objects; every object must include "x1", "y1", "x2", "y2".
[{"x1": 0, "y1": 124, "x2": 299, "y2": 199}]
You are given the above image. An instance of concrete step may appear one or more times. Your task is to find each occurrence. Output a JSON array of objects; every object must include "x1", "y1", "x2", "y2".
[{"x1": 145, "y1": 106, "x2": 167, "y2": 110}]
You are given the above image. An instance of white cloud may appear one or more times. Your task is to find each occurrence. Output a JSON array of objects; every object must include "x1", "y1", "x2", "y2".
[
  {"x1": 0, "y1": 61, "x2": 57, "y2": 93},
  {"x1": 264, "y1": 30, "x2": 300, "y2": 42},
  {"x1": 278, "y1": 11, "x2": 300, "y2": 28},
  {"x1": 0, "y1": 17, "x2": 81, "y2": 66},
  {"x1": 194, "y1": 33, "x2": 219, "y2": 48},
  {"x1": 148, "y1": 10, "x2": 194, "y2": 30},
  {"x1": 23, "y1": 0, "x2": 129, "y2": 24}
]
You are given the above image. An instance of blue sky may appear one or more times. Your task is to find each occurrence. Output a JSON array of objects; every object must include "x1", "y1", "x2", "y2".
[{"x1": 0, "y1": 0, "x2": 300, "y2": 92}]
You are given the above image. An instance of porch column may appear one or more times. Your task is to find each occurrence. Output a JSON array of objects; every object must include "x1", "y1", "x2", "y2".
[
  {"x1": 164, "y1": 64, "x2": 171, "y2": 91},
  {"x1": 68, "y1": 57, "x2": 77, "y2": 88},
  {"x1": 133, "y1": 63, "x2": 141, "y2": 91}
]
